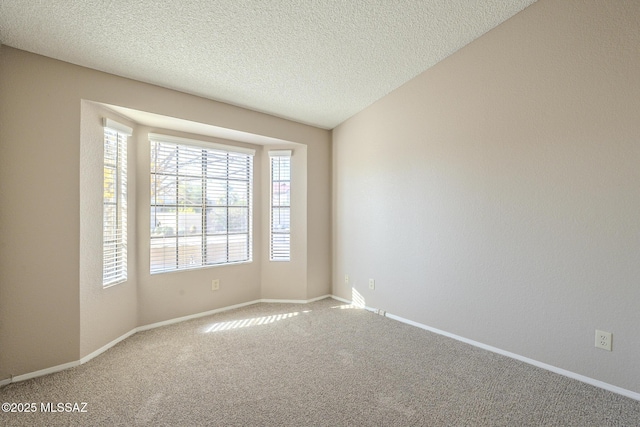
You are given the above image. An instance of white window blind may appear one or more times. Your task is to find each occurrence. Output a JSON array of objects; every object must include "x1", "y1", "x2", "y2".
[
  {"x1": 269, "y1": 150, "x2": 291, "y2": 261},
  {"x1": 150, "y1": 135, "x2": 254, "y2": 273},
  {"x1": 103, "y1": 119, "x2": 131, "y2": 287}
]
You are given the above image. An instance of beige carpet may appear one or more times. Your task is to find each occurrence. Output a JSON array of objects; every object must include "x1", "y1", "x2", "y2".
[{"x1": 1, "y1": 298, "x2": 638, "y2": 426}]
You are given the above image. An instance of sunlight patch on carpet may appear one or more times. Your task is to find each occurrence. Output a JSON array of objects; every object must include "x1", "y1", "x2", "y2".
[{"x1": 204, "y1": 311, "x2": 307, "y2": 333}]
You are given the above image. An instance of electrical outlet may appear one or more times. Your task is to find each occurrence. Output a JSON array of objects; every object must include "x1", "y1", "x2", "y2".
[
  {"x1": 368, "y1": 279, "x2": 375, "y2": 290},
  {"x1": 211, "y1": 279, "x2": 220, "y2": 291},
  {"x1": 595, "y1": 330, "x2": 612, "y2": 351},
  {"x1": 344, "y1": 274, "x2": 349, "y2": 284}
]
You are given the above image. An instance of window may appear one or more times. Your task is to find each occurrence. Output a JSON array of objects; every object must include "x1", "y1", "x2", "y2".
[
  {"x1": 269, "y1": 150, "x2": 291, "y2": 261},
  {"x1": 150, "y1": 134, "x2": 254, "y2": 273},
  {"x1": 103, "y1": 119, "x2": 131, "y2": 287}
]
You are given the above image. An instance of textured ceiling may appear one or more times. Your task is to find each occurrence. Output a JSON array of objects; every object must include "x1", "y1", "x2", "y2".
[{"x1": 0, "y1": 0, "x2": 536, "y2": 129}]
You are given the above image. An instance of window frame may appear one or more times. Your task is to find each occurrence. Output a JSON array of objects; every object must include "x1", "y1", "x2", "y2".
[
  {"x1": 149, "y1": 134, "x2": 255, "y2": 274},
  {"x1": 102, "y1": 119, "x2": 131, "y2": 287},
  {"x1": 269, "y1": 150, "x2": 292, "y2": 261}
]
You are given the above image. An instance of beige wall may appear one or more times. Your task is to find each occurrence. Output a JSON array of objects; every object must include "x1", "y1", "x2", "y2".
[
  {"x1": 134, "y1": 126, "x2": 264, "y2": 326},
  {"x1": 306, "y1": 133, "x2": 332, "y2": 299},
  {"x1": 0, "y1": 47, "x2": 82, "y2": 378},
  {"x1": 0, "y1": 45, "x2": 331, "y2": 379},
  {"x1": 333, "y1": 0, "x2": 640, "y2": 393},
  {"x1": 80, "y1": 101, "x2": 138, "y2": 358},
  {"x1": 5, "y1": 0, "x2": 637, "y2": 396}
]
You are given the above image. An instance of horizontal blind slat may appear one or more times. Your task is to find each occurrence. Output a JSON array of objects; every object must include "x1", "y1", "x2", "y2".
[
  {"x1": 103, "y1": 129, "x2": 127, "y2": 286},
  {"x1": 270, "y1": 156, "x2": 291, "y2": 261},
  {"x1": 150, "y1": 138, "x2": 253, "y2": 273}
]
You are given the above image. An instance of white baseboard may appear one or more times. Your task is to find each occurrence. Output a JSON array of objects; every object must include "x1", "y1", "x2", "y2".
[
  {"x1": 330, "y1": 295, "x2": 351, "y2": 304},
  {"x1": 385, "y1": 312, "x2": 640, "y2": 402},
  {"x1": 261, "y1": 294, "x2": 332, "y2": 304},
  {"x1": 307, "y1": 294, "x2": 333, "y2": 303},
  {"x1": 0, "y1": 295, "x2": 334, "y2": 387},
  {"x1": 7, "y1": 294, "x2": 636, "y2": 402},
  {"x1": 137, "y1": 300, "x2": 260, "y2": 332},
  {"x1": 79, "y1": 328, "x2": 138, "y2": 365},
  {"x1": 139, "y1": 296, "x2": 332, "y2": 332},
  {"x1": 11, "y1": 361, "x2": 80, "y2": 384}
]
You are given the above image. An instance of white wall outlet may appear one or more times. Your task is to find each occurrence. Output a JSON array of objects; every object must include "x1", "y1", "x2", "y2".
[
  {"x1": 595, "y1": 329, "x2": 612, "y2": 351},
  {"x1": 344, "y1": 274, "x2": 349, "y2": 284},
  {"x1": 368, "y1": 279, "x2": 375, "y2": 290},
  {"x1": 212, "y1": 279, "x2": 220, "y2": 291}
]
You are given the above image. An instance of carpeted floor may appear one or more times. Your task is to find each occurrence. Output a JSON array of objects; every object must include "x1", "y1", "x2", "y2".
[{"x1": 1, "y1": 297, "x2": 639, "y2": 426}]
